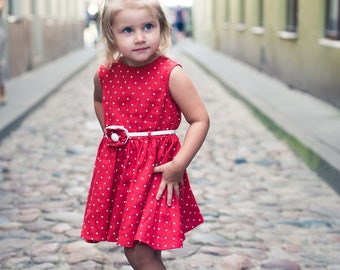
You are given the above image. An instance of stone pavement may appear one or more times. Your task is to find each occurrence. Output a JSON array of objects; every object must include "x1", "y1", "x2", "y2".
[{"x1": 0, "y1": 47, "x2": 339, "y2": 269}]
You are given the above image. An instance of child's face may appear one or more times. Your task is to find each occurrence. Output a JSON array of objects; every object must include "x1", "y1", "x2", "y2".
[{"x1": 112, "y1": 7, "x2": 161, "y2": 67}]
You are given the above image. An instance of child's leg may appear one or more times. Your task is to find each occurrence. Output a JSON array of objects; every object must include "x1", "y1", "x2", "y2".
[{"x1": 124, "y1": 243, "x2": 166, "y2": 270}]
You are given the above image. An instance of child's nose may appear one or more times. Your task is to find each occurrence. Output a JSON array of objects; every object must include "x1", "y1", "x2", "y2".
[{"x1": 134, "y1": 30, "x2": 146, "y2": 43}]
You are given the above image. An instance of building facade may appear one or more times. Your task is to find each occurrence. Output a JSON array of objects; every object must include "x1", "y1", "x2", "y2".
[
  {"x1": 1, "y1": 0, "x2": 87, "y2": 78},
  {"x1": 192, "y1": 0, "x2": 340, "y2": 108}
]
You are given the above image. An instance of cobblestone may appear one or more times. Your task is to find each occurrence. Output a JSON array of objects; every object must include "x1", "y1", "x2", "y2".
[{"x1": 0, "y1": 50, "x2": 339, "y2": 269}]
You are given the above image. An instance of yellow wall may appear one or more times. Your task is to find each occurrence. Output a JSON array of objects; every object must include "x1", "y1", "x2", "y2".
[
  {"x1": 192, "y1": 0, "x2": 340, "y2": 107},
  {"x1": 192, "y1": 0, "x2": 216, "y2": 48}
]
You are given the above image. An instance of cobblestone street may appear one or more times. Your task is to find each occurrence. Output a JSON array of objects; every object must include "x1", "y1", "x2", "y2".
[{"x1": 0, "y1": 50, "x2": 339, "y2": 270}]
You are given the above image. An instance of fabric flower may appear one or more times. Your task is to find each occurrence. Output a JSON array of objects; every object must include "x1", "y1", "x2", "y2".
[{"x1": 105, "y1": 125, "x2": 129, "y2": 147}]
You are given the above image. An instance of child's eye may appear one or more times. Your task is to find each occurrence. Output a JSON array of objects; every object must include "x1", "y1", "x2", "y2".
[
  {"x1": 144, "y1": 23, "x2": 153, "y2": 31},
  {"x1": 123, "y1": 27, "x2": 133, "y2": 34}
]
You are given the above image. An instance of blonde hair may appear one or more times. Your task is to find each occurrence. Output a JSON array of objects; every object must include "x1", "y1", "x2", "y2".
[{"x1": 99, "y1": 0, "x2": 171, "y2": 67}]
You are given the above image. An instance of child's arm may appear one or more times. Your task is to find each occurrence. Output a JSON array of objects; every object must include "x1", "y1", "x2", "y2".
[
  {"x1": 93, "y1": 72, "x2": 105, "y2": 131},
  {"x1": 154, "y1": 66, "x2": 210, "y2": 206}
]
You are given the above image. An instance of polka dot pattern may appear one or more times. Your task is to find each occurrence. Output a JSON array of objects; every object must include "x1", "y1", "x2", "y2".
[{"x1": 81, "y1": 57, "x2": 204, "y2": 250}]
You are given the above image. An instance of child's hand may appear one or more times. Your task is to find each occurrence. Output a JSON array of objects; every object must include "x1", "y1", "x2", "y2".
[{"x1": 153, "y1": 161, "x2": 184, "y2": 206}]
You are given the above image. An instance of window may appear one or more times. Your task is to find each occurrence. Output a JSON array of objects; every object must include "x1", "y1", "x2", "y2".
[
  {"x1": 239, "y1": 0, "x2": 246, "y2": 24},
  {"x1": 30, "y1": 0, "x2": 36, "y2": 15},
  {"x1": 8, "y1": 0, "x2": 14, "y2": 16},
  {"x1": 286, "y1": 0, "x2": 298, "y2": 32},
  {"x1": 326, "y1": 0, "x2": 340, "y2": 39},
  {"x1": 7, "y1": 0, "x2": 20, "y2": 22},
  {"x1": 252, "y1": 0, "x2": 265, "y2": 35},
  {"x1": 225, "y1": 0, "x2": 230, "y2": 22},
  {"x1": 237, "y1": 0, "x2": 247, "y2": 31},
  {"x1": 258, "y1": 0, "x2": 264, "y2": 27}
]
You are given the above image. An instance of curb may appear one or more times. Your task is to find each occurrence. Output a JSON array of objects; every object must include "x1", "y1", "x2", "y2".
[{"x1": 0, "y1": 47, "x2": 97, "y2": 142}]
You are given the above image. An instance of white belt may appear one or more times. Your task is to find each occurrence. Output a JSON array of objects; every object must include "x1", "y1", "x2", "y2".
[
  {"x1": 105, "y1": 125, "x2": 176, "y2": 146},
  {"x1": 129, "y1": 130, "x2": 176, "y2": 137}
]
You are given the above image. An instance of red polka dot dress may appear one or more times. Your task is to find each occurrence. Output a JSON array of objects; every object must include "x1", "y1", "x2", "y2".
[{"x1": 81, "y1": 56, "x2": 204, "y2": 250}]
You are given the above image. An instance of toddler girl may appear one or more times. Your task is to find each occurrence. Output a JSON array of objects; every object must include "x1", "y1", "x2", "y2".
[{"x1": 81, "y1": 1, "x2": 209, "y2": 269}]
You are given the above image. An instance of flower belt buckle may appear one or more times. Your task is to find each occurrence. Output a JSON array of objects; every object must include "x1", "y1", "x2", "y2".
[{"x1": 105, "y1": 125, "x2": 129, "y2": 147}]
